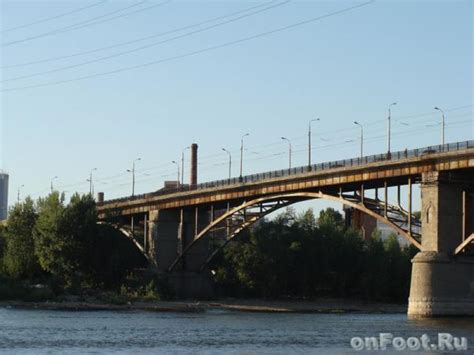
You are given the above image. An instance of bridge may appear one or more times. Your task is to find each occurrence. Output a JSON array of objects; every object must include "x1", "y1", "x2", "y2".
[{"x1": 97, "y1": 141, "x2": 474, "y2": 317}]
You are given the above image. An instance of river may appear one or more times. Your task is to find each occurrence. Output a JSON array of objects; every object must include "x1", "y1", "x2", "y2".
[{"x1": 0, "y1": 308, "x2": 473, "y2": 353}]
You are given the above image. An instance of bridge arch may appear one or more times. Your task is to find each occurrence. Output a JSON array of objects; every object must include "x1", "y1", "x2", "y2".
[
  {"x1": 169, "y1": 191, "x2": 422, "y2": 272},
  {"x1": 97, "y1": 221, "x2": 155, "y2": 266}
]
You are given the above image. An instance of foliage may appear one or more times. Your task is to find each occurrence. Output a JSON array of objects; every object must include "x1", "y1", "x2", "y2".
[
  {"x1": 33, "y1": 192, "x2": 66, "y2": 279},
  {"x1": 0, "y1": 225, "x2": 5, "y2": 265},
  {"x1": 0, "y1": 190, "x2": 417, "y2": 304},
  {"x1": 212, "y1": 208, "x2": 416, "y2": 302},
  {"x1": 0, "y1": 275, "x2": 55, "y2": 301},
  {"x1": 119, "y1": 273, "x2": 175, "y2": 301},
  {"x1": 0, "y1": 192, "x2": 146, "y2": 297},
  {"x1": 2, "y1": 198, "x2": 41, "y2": 279}
]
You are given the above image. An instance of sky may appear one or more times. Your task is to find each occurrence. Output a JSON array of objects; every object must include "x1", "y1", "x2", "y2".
[{"x1": 1, "y1": 0, "x2": 473, "y2": 215}]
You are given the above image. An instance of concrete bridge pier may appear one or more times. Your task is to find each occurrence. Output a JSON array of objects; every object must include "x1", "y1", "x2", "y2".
[
  {"x1": 408, "y1": 171, "x2": 474, "y2": 317},
  {"x1": 148, "y1": 208, "x2": 214, "y2": 299}
]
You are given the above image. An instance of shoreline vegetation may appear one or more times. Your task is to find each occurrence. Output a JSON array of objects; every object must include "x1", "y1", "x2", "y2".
[
  {"x1": 0, "y1": 298, "x2": 406, "y2": 314},
  {"x1": 1, "y1": 192, "x2": 418, "y2": 308}
]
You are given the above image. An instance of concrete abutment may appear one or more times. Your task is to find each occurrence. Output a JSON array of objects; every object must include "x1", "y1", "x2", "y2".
[{"x1": 408, "y1": 171, "x2": 474, "y2": 317}]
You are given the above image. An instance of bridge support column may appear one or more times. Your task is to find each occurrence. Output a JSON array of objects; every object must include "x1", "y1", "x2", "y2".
[
  {"x1": 148, "y1": 208, "x2": 214, "y2": 298},
  {"x1": 408, "y1": 171, "x2": 474, "y2": 317},
  {"x1": 170, "y1": 207, "x2": 214, "y2": 299},
  {"x1": 148, "y1": 209, "x2": 179, "y2": 270}
]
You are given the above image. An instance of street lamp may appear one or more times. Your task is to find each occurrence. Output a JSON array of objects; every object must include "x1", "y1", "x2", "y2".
[
  {"x1": 308, "y1": 118, "x2": 320, "y2": 168},
  {"x1": 181, "y1": 146, "x2": 190, "y2": 186},
  {"x1": 87, "y1": 168, "x2": 97, "y2": 195},
  {"x1": 387, "y1": 102, "x2": 397, "y2": 156},
  {"x1": 171, "y1": 160, "x2": 180, "y2": 187},
  {"x1": 240, "y1": 133, "x2": 249, "y2": 180},
  {"x1": 434, "y1": 107, "x2": 445, "y2": 145},
  {"x1": 354, "y1": 121, "x2": 364, "y2": 159},
  {"x1": 127, "y1": 158, "x2": 141, "y2": 196},
  {"x1": 17, "y1": 184, "x2": 24, "y2": 204},
  {"x1": 281, "y1": 136, "x2": 292, "y2": 171},
  {"x1": 50, "y1": 176, "x2": 58, "y2": 193},
  {"x1": 222, "y1": 148, "x2": 232, "y2": 180}
]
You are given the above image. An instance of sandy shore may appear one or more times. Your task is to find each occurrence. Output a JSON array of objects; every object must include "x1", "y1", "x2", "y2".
[{"x1": 0, "y1": 298, "x2": 406, "y2": 314}]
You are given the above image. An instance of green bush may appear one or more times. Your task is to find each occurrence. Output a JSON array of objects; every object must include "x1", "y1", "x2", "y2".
[{"x1": 119, "y1": 273, "x2": 175, "y2": 301}]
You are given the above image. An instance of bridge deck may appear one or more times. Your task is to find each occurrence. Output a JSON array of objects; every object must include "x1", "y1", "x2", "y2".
[{"x1": 98, "y1": 141, "x2": 474, "y2": 217}]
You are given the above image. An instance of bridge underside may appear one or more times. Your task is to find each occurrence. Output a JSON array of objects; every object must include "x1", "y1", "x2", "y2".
[
  {"x1": 104, "y1": 180, "x2": 429, "y2": 298},
  {"x1": 100, "y1": 166, "x2": 474, "y2": 315},
  {"x1": 168, "y1": 190, "x2": 422, "y2": 272}
]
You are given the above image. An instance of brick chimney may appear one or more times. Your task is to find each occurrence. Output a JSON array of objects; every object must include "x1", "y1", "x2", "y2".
[{"x1": 190, "y1": 143, "x2": 198, "y2": 187}]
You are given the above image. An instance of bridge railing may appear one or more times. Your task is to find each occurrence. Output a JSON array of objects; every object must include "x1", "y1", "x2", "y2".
[{"x1": 101, "y1": 140, "x2": 474, "y2": 205}]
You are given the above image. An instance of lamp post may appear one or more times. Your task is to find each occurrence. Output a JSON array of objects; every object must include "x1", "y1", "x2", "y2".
[
  {"x1": 181, "y1": 146, "x2": 190, "y2": 186},
  {"x1": 17, "y1": 184, "x2": 24, "y2": 204},
  {"x1": 50, "y1": 176, "x2": 58, "y2": 193},
  {"x1": 281, "y1": 136, "x2": 292, "y2": 171},
  {"x1": 354, "y1": 121, "x2": 364, "y2": 159},
  {"x1": 127, "y1": 158, "x2": 141, "y2": 196},
  {"x1": 171, "y1": 160, "x2": 180, "y2": 187},
  {"x1": 222, "y1": 148, "x2": 232, "y2": 180},
  {"x1": 87, "y1": 168, "x2": 97, "y2": 195},
  {"x1": 434, "y1": 107, "x2": 445, "y2": 145},
  {"x1": 387, "y1": 102, "x2": 397, "y2": 156},
  {"x1": 308, "y1": 118, "x2": 320, "y2": 168},
  {"x1": 240, "y1": 133, "x2": 249, "y2": 180}
]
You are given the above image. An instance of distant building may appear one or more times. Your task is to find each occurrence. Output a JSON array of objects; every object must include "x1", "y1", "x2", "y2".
[
  {"x1": 156, "y1": 181, "x2": 185, "y2": 192},
  {"x1": 344, "y1": 206, "x2": 377, "y2": 241},
  {"x1": 344, "y1": 206, "x2": 419, "y2": 245},
  {"x1": 0, "y1": 173, "x2": 8, "y2": 221}
]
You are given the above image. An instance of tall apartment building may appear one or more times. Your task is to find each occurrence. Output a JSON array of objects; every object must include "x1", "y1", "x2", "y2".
[{"x1": 0, "y1": 173, "x2": 9, "y2": 221}]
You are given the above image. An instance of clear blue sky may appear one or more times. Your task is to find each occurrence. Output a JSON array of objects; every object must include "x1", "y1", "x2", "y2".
[{"x1": 1, "y1": 0, "x2": 472, "y2": 213}]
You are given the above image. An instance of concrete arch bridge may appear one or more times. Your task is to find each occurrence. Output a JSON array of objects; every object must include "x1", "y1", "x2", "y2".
[{"x1": 98, "y1": 141, "x2": 474, "y2": 316}]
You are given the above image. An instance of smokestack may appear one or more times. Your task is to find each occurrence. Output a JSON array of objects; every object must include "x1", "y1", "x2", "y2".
[{"x1": 190, "y1": 143, "x2": 198, "y2": 187}]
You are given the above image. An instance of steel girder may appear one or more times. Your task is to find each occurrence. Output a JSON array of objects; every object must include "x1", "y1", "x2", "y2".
[{"x1": 169, "y1": 191, "x2": 422, "y2": 272}]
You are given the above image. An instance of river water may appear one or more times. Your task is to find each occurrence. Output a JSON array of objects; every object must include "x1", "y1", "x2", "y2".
[{"x1": 0, "y1": 308, "x2": 473, "y2": 354}]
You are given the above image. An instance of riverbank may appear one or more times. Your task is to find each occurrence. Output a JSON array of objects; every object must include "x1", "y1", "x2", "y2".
[{"x1": 0, "y1": 298, "x2": 407, "y2": 314}]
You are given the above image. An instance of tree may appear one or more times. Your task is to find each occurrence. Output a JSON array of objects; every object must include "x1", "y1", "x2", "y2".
[
  {"x1": 34, "y1": 193, "x2": 99, "y2": 289},
  {"x1": 317, "y1": 208, "x2": 344, "y2": 229},
  {"x1": 2, "y1": 198, "x2": 41, "y2": 279},
  {"x1": 33, "y1": 192, "x2": 66, "y2": 284},
  {"x1": 274, "y1": 206, "x2": 297, "y2": 226},
  {"x1": 358, "y1": 230, "x2": 390, "y2": 300},
  {"x1": 58, "y1": 193, "x2": 98, "y2": 287},
  {"x1": 213, "y1": 207, "x2": 414, "y2": 302},
  {"x1": 0, "y1": 225, "x2": 5, "y2": 273},
  {"x1": 295, "y1": 208, "x2": 316, "y2": 232}
]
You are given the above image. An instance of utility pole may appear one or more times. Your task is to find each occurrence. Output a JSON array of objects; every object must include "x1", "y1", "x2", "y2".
[
  {"x1": 308, "y1": 118, "x2": 320, "y2": 168},
  {"x1": 172, "y1": 160, "x2": 180, "y2": 187},
  {"x1": 240, "y1": 133, "x2": 249, "y2": 180},
  {"x1": 387, "y1": 102, "x2": 397, "y2": 156},
  {"x1": 281, "y1": 137, "x2": 292, "y2": 171},
  {"x1": 17, "y1": 184, "x2": 24, "y2": 204},
  {"x1": 127, "y1": 158, "x2": 141, "y2": 196},
  {"x1": 181, "y1": 146, "x2": 190, "y2": 186},
  {"x1": 354, "y1": 121, "x2": 364, "y2": 159},
  {"x1": 50, "y1": 176, "x2": 58, "y2": 193},
  {"x1": 87, "y1": 168, "x2": 97, "y2": 195},
  {"x1": 434, "y1": 106, "x2": 445, "y2": 145},
  {"x1": 222, "y1": 148, "x2": 232, "y2": 180}
]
